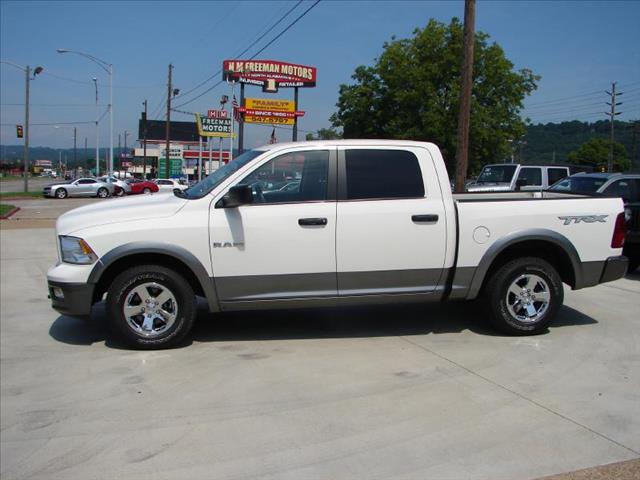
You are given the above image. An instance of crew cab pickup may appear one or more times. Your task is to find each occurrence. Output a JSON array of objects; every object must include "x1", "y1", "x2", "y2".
[{"x1": 47, "y1": 140, "x2": 628, "y2": 348}]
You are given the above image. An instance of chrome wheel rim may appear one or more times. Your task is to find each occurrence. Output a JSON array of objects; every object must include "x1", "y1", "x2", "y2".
[
  {"x1": 56, "y1": 189, "x2": 66, "y2": 198},
  {"x1": 123, "y1": 282, "x2": 178, "y2": 337},
  {"x1": 506, "y1": 273, "x2": 550, "y2": 323},
  {"x1": 98, "y1": 189, "x2": 107, "y2": 198}
]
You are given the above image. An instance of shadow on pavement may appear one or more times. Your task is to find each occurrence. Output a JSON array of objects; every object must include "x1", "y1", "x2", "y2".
[
  {"x1": 49, "y1": 299, "x2": 598, "y2": 348},
  {"x1": 624, "y1": 269, "x2": 639, "y2": 281}
]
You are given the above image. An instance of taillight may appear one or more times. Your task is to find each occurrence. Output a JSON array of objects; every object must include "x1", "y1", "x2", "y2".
[{"x1": 611, "y1": 212, "x2": 626, "y2": 249}]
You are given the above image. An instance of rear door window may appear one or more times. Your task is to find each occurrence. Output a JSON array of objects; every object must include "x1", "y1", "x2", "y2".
[
  {"x1": 603, "y1": 179, "x2": 633, "y2": 202},
  {"x1": 547, "y1": 168, "x2": 568, "y2": 185},
  {"x1": 344, "y1": 149, "x2": 424, "y2": 200},
  {"x1": 517, "y1": 167, "x2": 542, "y2": 187}
]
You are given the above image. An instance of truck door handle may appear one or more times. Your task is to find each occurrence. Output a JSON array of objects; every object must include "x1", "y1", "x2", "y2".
[
  {"x1": 412, "y1": 214, "x2": 439, "y2": 224},
  {"x1": 298, "y1": 217, "x2": 328, "y2": 226}
]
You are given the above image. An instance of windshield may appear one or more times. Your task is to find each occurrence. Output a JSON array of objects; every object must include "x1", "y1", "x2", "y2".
[
  {"x1": 476, "y1": 165, "x2": 518, "y2": 184},
  {"x1": 181, "y1": 149, "x2": 264, "y2": 199},
  {"x1": 548, "y1": 176, "x2": 608, "y2": 194}
]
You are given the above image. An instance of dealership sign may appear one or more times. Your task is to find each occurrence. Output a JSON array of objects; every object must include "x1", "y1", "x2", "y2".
[
  {"x1": 241, "y1": 98, "x2": 305, "y2": 126},
  {"x1": 223, "y1": 60, "x2": 317, "y2": 92},
  {"x1": 195, "y1": 113, "x2": 233, "y2": 137}
]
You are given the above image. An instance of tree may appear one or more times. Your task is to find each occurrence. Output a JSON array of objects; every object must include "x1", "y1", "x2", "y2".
[
  {"x1": 330, "y1": 18, "x2": 539, "y2": 174},
  {"x1": 567, "y1": 138, "x2": 630, "y2": 172},
  {"x1": 305, "y1": 127, "x2": 343, "y2": 141}
]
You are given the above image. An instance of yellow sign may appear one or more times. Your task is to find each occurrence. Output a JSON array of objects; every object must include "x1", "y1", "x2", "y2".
[
  {"x1": 244, "y1": 115, "x2": 295, "y2": 125},
  {"x1": 245, "y1": 98, "x2": 295, "y2": 112}
]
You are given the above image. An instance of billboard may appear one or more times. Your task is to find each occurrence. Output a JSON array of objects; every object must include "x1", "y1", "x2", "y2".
[
  {"x1": 241, "y1": 98, "x2": 305, "y2": 126},
  {"x1": 223, "y1": 60, "x2": 317, "y2": 91},
  {"x1": 138, "y1": 119, "x2": 200, "y2": 143},
  {"x1": 195, "y1": 113, "x2": 233, "y2": 137}
]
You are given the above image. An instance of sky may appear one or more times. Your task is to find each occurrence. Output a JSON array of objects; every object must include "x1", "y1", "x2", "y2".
[{"x1": 1, "y1": 0, "x2": 639, "y2": 150}]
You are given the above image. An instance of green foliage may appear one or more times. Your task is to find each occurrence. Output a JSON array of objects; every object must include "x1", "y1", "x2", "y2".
[
  {"x1": 567, "y1": 138, "x2": 630, "y2": 172},
  {"x1": 330, "y1": 18, "x2": 539, "y2": 174},
  {"x1": 305, "y1": 127, "x2": 343, "y2": 141},
  {"x1": 522, "y1": 120, "x2": 638, "y2": 167}
]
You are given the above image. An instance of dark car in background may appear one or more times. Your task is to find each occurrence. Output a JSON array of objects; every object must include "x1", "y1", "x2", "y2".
[{"x1": 549, "y1": 173, "x2": 640, "y2": 271}]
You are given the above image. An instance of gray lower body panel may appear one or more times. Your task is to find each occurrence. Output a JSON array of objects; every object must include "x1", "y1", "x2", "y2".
[{"x1": 214, "y1": 268, "x2": 445, "y2": 309}]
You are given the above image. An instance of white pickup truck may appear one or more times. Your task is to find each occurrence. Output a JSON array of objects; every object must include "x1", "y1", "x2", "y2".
[{"x1": 47, "y1": 140, "x2": 628, "y2": 349}]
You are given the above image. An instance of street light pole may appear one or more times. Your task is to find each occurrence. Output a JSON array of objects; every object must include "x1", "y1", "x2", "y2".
[
  {"x1": 93, "y1": 77, "x2": 99, "y2": 176},
  {"x1": 57, "y1": 48, "x2": 112, "y2": 172}
]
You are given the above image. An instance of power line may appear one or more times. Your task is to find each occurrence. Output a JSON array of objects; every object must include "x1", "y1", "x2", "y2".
[
  {"x1": 172, "y1": 0, "x2": 304, "y2": 105},
  {"x1": 1, "y1": 103, "x2": 108, "y2": 107},
  {"x1": 39, "y1": 71, "x2": 163, "y2": 89},
  {"x1": 249, "y1": 0, "x2": 321, "y2": 59},
  {"x1": 173, "y1": 0, "x2": 320, "y2": 110}
]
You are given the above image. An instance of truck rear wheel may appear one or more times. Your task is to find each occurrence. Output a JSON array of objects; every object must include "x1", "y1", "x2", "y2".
[
  {"x1": 106, "y1": 265, "x2": 197, "y2": 349},
  {"x1": 483, "y1": 257, "x2": 563, "y2": 335}
]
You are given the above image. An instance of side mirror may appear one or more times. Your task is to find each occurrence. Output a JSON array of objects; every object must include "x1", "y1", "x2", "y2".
[
  {"x1": 515, "y1": 179, "x2": 527, "y2": 191},
  {"x1": 217, "y1": 184, "x2": 253, "y2": 208}
]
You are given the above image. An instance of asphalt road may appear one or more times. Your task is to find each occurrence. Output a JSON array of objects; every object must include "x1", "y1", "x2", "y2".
[
  {"x1": 0, "y1": 176, "x2": 52, "y2": 193},
  {"x1": 1, "y1": 226, "x2": 639, "y2": 479}
]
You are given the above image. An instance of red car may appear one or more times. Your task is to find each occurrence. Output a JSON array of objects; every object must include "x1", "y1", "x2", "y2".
[{"x1": 126, "y1": 179, "x2": 159, "y2": 195}]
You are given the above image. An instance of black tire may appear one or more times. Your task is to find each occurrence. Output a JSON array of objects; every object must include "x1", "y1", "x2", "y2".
[
  {"x1": 143, "y1": 187, "x2": 151, "y2": 194},
  {"x1": 483, "y1": 257, "x2": 563, "y2": 335},
  {"x1": 116, "y1": 189, "x2": 125, "y2": 197},
  {"x1": 628, "y1": 257, "x2": 639, "y2": 273},
  {"x1": 97, "y1": 187, "x2": 109, "y2": 198},
  {"x1": 106, "y1": 265, "x2": 197, "y2": 349},
  {"x1": 55, "y1": 188, "x2": 68, "y2": 199}
]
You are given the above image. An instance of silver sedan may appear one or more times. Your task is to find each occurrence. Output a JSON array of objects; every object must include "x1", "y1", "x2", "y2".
[{"x1": 43, "y1": 178, "x2": 114, "y2": 199}]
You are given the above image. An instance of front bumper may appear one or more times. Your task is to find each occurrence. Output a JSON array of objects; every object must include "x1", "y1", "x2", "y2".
[{"x1": 48, "y1": 280, "x2": 95, "y2": 318}]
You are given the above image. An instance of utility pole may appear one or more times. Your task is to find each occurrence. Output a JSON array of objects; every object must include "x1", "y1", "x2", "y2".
[
  {"x1": 238, "y1": 83, "x2": 245, "y2": 154},
  {"x1": 1, "y1": 62, "x2": 41, "y2": 191},
  {"x1": 73, "y1": 127, "x2": 77, "y2": 166},
  {"x1": 454, "y1": 0, "x2": 475, "y2": 192},
  {"x1": 631, "y1": 121, "x2": 639, "y2": 172},
  {"x1": 605, "y1": 82, "x2": 623, "y2": 172},
  {"x1": 142, "y1": 99, "x2": 148, "y2": 177},
  {"x1": 24, "y1": 65, "x2": 30, "y2": 192},
  {"x1": 165, "y1": 63, "x2": 173, "y2": 179},
  {"x1": 292, "y1": 86, "x2": 299, "y2": 142},
  {"x1": 118, "y1": 133, "x2": 121, "y2": 174}
]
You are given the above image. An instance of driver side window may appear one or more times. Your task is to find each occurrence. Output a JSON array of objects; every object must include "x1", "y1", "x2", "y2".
[{"x1": 238, "y1": 150, "x2": 329, "y2": 203}]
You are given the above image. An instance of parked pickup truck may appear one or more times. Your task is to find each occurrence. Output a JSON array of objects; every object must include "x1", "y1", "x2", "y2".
[
  {"x1": 466, "y1": 163, "x2": 571, "y2": 192},
  {"x1": 47, "y1": 140, "x2": 628, "y2": 349}
]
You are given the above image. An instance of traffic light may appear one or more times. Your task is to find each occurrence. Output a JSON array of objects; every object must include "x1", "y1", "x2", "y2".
[{"x1": 16, "y1": 125, "x2": 23, "y2": 138}]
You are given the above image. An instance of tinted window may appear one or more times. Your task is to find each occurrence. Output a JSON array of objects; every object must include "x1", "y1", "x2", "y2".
[
  {"x1": 548, "y1": 168, "x2": 568, "y2": 185},
  {"x1": 517, "y1": 167, "x2": 542, "y2": 186},
  {"x1": 603, "y1": 180, "x2": 632, "y2": 201},
  {"x1": 345, "y1": 149, "x2": 424, "y2": 200},
  {"x1": 158, "y1": 180, "x2": 172, "y2": 185},
  {"x1": 78, "y1": 179, "x2": 96, "y2": 184},
  {"x1": 549, "y1": 176, "x2": 608, "y2": 193},
  {"x1": 239, "y1": 150, "x2": 329, "y2": 203},
  {"x1": 476, "y1": 165, "x2": 517, "y2": 184}
]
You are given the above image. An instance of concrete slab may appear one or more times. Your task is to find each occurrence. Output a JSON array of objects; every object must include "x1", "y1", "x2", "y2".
[{"x1": 1, "y1": 227, "x2": 638, "y2": 479}]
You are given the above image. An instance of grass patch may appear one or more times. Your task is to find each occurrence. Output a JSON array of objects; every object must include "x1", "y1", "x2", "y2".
[
  {"x1": 0, "y1": 191, "x2": 43, "y2": 198},
  {"x1": 0, "y1": 204, "x2": 17, "y2": 216}
]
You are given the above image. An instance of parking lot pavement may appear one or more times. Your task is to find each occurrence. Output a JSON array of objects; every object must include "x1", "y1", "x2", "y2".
[{"x1": 1, "y1": 227, "x2": 639, "y2": 480}]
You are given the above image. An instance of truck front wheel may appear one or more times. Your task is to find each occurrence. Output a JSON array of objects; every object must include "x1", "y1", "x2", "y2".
[
  {"x1": 106, "y1": 265, "x2": 197, "y2": 349},
  {"x1": 483, "y1": 257, "x2": 563, "y2": 335}
]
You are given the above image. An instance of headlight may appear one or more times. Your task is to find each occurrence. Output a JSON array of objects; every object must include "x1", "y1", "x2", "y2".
[{"x1": 59, "y1": 236, "x2": 98, "y2": 264}]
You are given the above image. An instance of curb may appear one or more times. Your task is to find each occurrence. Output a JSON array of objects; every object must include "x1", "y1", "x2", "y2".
[{"x1": 0, "y1": 206, "x2": 21, "y2": 220}]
